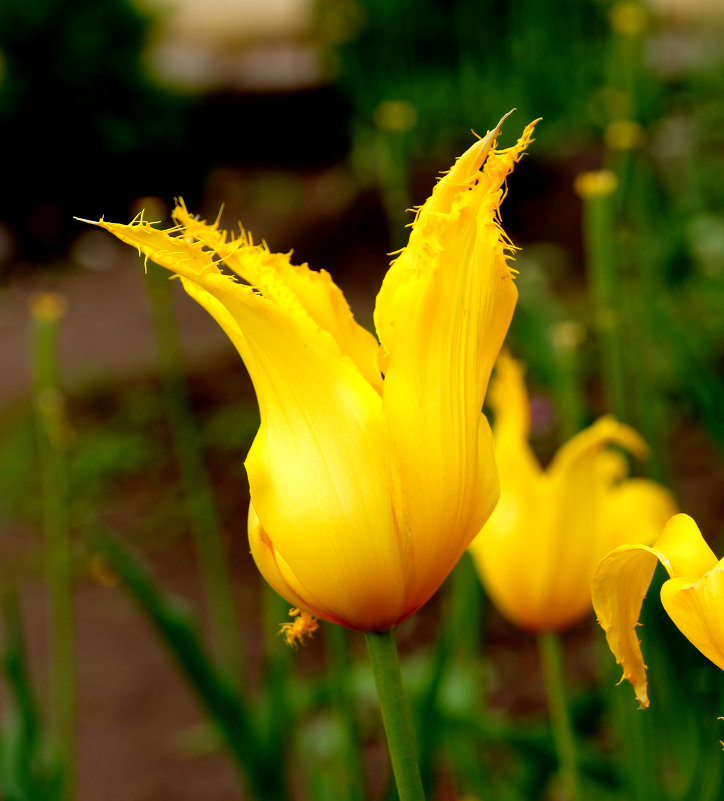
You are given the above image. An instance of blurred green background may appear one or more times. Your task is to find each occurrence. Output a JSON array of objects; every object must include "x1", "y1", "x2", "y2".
[{"x1": 2, "y1": 0, "x2": 724, "y2": 799}]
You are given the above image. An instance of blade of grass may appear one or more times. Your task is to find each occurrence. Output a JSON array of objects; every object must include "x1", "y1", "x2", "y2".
[
  {"x1": 577, "y1": 172, "x2": 628, "y2": 422},
  {"x1": 0, "y1": 590, "x2": 64, "y2": 801},
  {"x1": 29, "y1": 293, "x2": 75, "y2": 801}
]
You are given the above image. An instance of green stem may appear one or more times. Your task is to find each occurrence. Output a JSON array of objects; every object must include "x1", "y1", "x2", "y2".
[
  {"x1": 327, "y1": 625, "x2": 366, "y2": 801},
  {"x1": 374, "y1": 129, "x2": 412, "y2": 251},
  {"x1": 145, "y1": 264, "x2": 244, "y2": 685},
  {"x1": 538, "y1": 631, "x2": 581, "y2": 801},
  {"x1": 365, "y1": 629, "x2": 425, "y2": 801},
  {"x1": 30, "y1": 294, "x2": 75, "y2": 800},
  {"x1": 581, "y1": 182, "x2": 627, "y2": 421}
]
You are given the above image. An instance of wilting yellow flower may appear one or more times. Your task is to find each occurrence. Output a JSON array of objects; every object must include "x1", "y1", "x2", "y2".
[
  {"x1": 468, "y1": 353, "x2": 676, "y2": 632},
  {"x1": 85, "y1": 115, "x2": 537, "y2": 632},
  {"x1": 592, "y1": 513, "x2": 724, "y2": 708}
]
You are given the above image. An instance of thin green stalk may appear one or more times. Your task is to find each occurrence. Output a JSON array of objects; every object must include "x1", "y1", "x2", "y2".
[
  {"x1": 260, "y1": 584, "x2": 292, "y2": 774},
  {"x1": 327, "y1": 624, "x2": 366, "y2": 801},
  {"x1": 594, "y1": 630, "x2": 657, "y2": 801},
  {"x1": 373, "y1": 124, "x2": 413, "y2": 251},
  {"x1": 603, "y1": 1, "x2": 670, "y2": 481},
  {"x1": 30, "y1": 293, "x2": 75, "y2": 800},
  {"x1": 579, "y1": 174, "x2": 628, "y2": 421},
  {"x1": 549, "y1": 321, "x2": 586, "y2": 440},
  {"x1": 538, "y1": 631, "x2": 581, "y2": 801},
  {"x1": 365, "y1": 629, "x2": 425, "y2": 801},
  {"x1": 144, "y1": 264, "x2": 243, "y2": 684}
]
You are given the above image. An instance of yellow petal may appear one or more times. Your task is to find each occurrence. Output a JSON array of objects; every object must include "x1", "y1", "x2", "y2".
[
  {"x1": 539, "y1": 418, "x2": 649, "y2": 628},
  {"x1": 592, "y1": 513, "x2": 717, "y2": 707},
  {"x1": 468, "y1": 353, "x2": 547, "y2": 629},
  {"x1": 548, "y1": 415, "x2": 647, "y2": 479},
  {"x1": 90, "y1": 215, "x2": 409, "y2": 630},
  {"x1": 592, "y1": 543, "x2": 660, "y2": 707},
  {"x1": 375, "y1": 118, "x2": 538, "y2": 606},
  {"x1": 604, "y1": 479, "x2": 678, "y2": 550},
  {"x1": 661, "y1": 565, "x2": 724, "y2": 672},
  {"x1": 248, "y1": 502, "x2": 343, "y2": 624},
  {"x1": 247, "y1": 502, "x2": 319, "y2": 617},
  {"x1": 650, "y1": 512, "x2": 717, "y2": 579},
  {"x1": 488, "y1": 351, "x2": 534, "y2": 443},
  {"x1": 468, "y1": 460, "x2": 551, "y2": 631},
  {"x1": 171, "y1": 202, "x2": 383, "y2": 393},
  {"x1": 195, "y1": 279, "x2": 409, "y2": 630}
]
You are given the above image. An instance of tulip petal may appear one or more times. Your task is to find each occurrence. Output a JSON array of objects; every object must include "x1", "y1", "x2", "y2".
[
  {"x1": 650, "y1": 513, "x2": 717, "y2": 578},
  {"x1": 592, "y1": 543, "x2": 660, "y2": 707},
  {"x1": 468, "y1": 353, "x2": 547, "y2": 629},
  {"x1": 248, "y1": 502, "x2": 344, "y2": 624},
  {"x1": 171, "y1": 202, "x2": 383, "y2": 392},
  {"x1": 488, "y1": 351, "x2": 535, "y2": 444},
  {"x1": 187, "y1": 278, "x2": 410, "y2": 630},
  {"x1": 592, "y1": 513, "x2": 718, "y2": 706},
  {"x1": 89, "y1": 215, "x2": 409, "y2": 630},
  {"x1": 661, "y1": 567, "x2": 724, "y2": 672},
  {"x1": 605, "y1": 479, "x2": 678, "y2": 550},
  {"x1": 375, "y1": 118, "x2": 538, "y2": 604},
  {"x1": 538, "y1": 418, "x2": 648, "y2": 627},
  {"x1": 247, "y1": 502, "x2": 319, "y2": 617}
]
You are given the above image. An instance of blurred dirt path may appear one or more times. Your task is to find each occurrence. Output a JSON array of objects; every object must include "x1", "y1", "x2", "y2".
[{"x1": 0, "y1": 242, "x2": 236, "y2": 415}]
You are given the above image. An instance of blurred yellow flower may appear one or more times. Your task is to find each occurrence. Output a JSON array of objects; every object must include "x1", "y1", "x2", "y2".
[
  {"x1": 468, "y1": 353, "x2": 676, "y2": 632},
  {"x1": 592, "y1": 513, "x2": 724, "y2": 708},
  {"x1": 86, "y1": 115, "x2": 537, "y2": 632}
]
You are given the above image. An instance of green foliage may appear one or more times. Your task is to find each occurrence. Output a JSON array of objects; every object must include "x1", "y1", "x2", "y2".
[
  {"x1": 321, "y1": 0, "x2": 609, "y2": 158},
  {"x1": 0, "y1": 594, "x2": 64, "y2": 801}
]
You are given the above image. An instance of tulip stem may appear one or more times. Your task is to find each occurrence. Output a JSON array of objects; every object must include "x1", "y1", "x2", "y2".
[
  {"x1": 30, "y1": 294, "x2": 76, "y2": 799},
  {"x1": 538, "y1": 631, "x2": 582, "y2": 801},
  {"x1": 581, "y1": 179, "x2": 627, "y2": 422},
  {"x1": 365, "y1": 629, "x2": 426, "y2": 801}
]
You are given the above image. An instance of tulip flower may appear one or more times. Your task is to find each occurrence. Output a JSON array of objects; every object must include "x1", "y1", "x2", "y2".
[
  {"x1": 592, "y1": 513, "x2": 724, "y2": 708},
  {"x1": 468, "y1": 352, "x2": 676, "y2": 632},
  {"x1": 85, "y1": 114, "x2": 537, "y2": 635}
]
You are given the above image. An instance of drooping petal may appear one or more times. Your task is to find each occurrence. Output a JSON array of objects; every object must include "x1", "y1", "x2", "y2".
[
  {"x1": 89, "y1": 215, "x2": 409, "y2": 631},
  {"x1": 375, "y1": 118, "x2": 538, "y2": 607},
  {"x1": 592, "y1": 513, "x2": 717, "y2": 707},
  {"x1": 661, "y1": 565, "x2": 724, "y2": 673},
  {"x1": 172, "y1": 202, "x2": 383, "y2": 392},
  {"x1": 592, "y1": 543, "x2": 661, "y2": 707}
]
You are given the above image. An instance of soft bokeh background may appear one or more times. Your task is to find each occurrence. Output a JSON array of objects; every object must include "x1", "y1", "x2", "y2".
[{"x1": 2, "y1": 0, "x2": 724, "y2": 799}]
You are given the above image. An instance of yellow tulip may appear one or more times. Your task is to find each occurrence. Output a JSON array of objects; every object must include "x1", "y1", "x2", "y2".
[
  {"x1": 85, "y1": 115, "x2": 538, "y2": 633},
  {"x1": 468, "y1": 353, "x2": 676, "y2": 632},
  {"x1": 592, "y1": 513, "x2": 724, "y2": 708}
]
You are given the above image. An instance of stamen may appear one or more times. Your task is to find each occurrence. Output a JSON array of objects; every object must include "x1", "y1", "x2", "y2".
[{"x1": 279, "y1": 607, "x2": 319, "y2": 648}]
